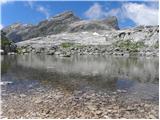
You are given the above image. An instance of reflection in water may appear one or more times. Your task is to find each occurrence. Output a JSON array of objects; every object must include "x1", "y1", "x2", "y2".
[{"x1": 1, "y1": 54, "x2": 159, "y2": 101}]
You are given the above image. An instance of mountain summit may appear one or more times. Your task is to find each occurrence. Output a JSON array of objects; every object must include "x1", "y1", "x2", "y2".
[{"x1": 3, "y1": 11, "x2": 119, "y2": 42}]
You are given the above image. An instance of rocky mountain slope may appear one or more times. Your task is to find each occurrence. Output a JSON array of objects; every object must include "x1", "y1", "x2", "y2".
[
  {"x1": 2, "y1": 11, "x2": 159, "y2": 57},
  {"x1": 15, "y1": 25, "x2": 158, "y2": 57},
  {"x1": 3, "y1": 11, "x2": 119, "y2": 42}
]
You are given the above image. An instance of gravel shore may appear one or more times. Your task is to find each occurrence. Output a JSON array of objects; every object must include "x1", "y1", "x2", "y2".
[{"x1": 1, "y1": 85, "x2": 159, "y2": 119}]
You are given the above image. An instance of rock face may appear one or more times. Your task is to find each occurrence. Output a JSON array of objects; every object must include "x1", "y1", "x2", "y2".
[
  {"x1": 16, "y1": 25, "x2": 159, "y2": 57},
  {"x1": 2, "y1": 11, "x2": 158, "y2": 57},
  {"x1": 16, "y1": 25, "x2": 158, "y2": 47},
  {"x1": 102, "y1": 16, "x2": 119, "y2": 30},
  {"x1": 109, "y1": 25, "x2": 159, "y2": 46},
  {"x1": 68, "y1": 16, "x2": 119, "y2": 32},
  {"x1": 3, "y1": 11, "x2": 119, "y2": 42},
  {"x1": 2, "y1": 23, "x2": 33, "y2": 42},
  {"x1": 1, "y1": 31, "x2": 17, "y2": 54}
]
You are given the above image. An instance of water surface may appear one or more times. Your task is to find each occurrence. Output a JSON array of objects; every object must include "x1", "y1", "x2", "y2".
[{"x1": 1, "y1": 54, "x2": 159, "y2": 102}]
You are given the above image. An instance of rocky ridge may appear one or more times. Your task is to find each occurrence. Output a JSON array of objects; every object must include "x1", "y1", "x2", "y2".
[
  {"x1": 3, "y1": 11, "x2": 119, "y2": 42},
  {"x1": 2, "y1": 11, "x2": 159, "y2": 57}
]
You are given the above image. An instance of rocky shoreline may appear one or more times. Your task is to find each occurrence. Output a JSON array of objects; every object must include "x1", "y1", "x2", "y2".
[
  {"x1": 1, "y1": 86, "x2": 158, "y2": 119},
  {"x1": 15, "y1": 43, "x2": 158, "y2": 57}
]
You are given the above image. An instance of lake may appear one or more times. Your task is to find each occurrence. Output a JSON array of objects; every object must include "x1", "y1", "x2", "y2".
[
  {"x1": 1, "y1": 54, "x2": 159, "y2": 118},
  {"x1": 1, "y1": 54, "x2": 159, "y2": 102}
]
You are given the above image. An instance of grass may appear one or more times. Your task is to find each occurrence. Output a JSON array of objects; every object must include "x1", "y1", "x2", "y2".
[
  {"x1": 114, "y1": 39, "x2": 145, "y2": 52},
  {"x1": 60, "y1": 42, "x2": 84, "y2": 48},
  {"x1": 60, "y1": 42, "x2": 75, "y2": 48}
]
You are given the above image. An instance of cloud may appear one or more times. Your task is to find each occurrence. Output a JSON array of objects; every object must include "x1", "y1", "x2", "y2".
[
  {"x1": 84, "y1": 2, "x2": 125, "y2": 21},
  {"x1": 122, "y1": 2, "x2": 159, "y2": 25},
  {"x1": 0, "y1": 0, "x2": 13, "y2": 4},
  {"x1": 105, "y1": 8, "x2": 120, "y2": 17},
  {"x1": 0, "y1": 24, "x2": 3, "y2": 30},
  {"x1": 36, "y1": 6, "x2": 50, "y2": 19},
  {"x1": 84, "y1": 3, "x2": 125, "y2": 20},
  {"x1": 85, "y1": 2, "x2": 159, "y2": 26},
  {"x1": 25, "y1": 1, "x2": 50, "y2": 19},
  {"x1": 148, "y1": 1, "x2": 159, "y2": 9},
  {"x1": 27, "y1": 1, "x2": 34, "y2": 9},
  {"x1": 84, "y1": 3, "x2": 106, "y2": 19}
]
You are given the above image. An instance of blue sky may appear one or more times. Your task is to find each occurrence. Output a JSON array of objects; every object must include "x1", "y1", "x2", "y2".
[{"x1": 1, "y1": 1, "x2": 159, "y2": 29}]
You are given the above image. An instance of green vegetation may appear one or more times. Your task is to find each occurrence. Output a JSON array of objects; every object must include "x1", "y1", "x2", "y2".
[
  {"x1": 16, "y1": 47, "x2": 23, "y2": 54},
  {"x1": 1, "y1": 31, "x2": 11, "y2": 47},
  {"x1": 60, "y1": 42, "x2": 84, "y2": 48},
  {"x1": 1, "y1": 38, "x2": 11, "y2": 46},
  {"x1": 114, "y1": 39, "x2": 145, "y2": 52},
  {"x1": 60, "y1": 42, "x2": 75, "y2": 48}
]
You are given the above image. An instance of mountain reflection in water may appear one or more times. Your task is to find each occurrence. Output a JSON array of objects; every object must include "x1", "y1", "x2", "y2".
[{"x1": 1, "y1": 54, "x2": 159, "y2": 101}]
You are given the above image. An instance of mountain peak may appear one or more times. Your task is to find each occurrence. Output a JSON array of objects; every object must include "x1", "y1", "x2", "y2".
[
  {"x1": 102, "y1": 16, "x2": 119, "y2": 30},
  {"x1": 49, "y1": 11, "x2": 80, "y2": 21},
  {"x1": 3, "y1": 11, "x2": 119, "y2": 42}
]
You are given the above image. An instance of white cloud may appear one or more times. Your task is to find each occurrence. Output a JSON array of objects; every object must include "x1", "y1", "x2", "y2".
[
  {"x1": 0, "y1": 0, "x2": 13, "y2": 4},
  {"x1": 25, "y1": 1, "x2": 50, "y2": 19},
  {"x1": 0, "y1": 24, "x2": 3, "y2": 30},
  {"x1": 27, "y1": 1, "x2": 34, "y2": 9},
  {"x1": 122, "y1": 3, "x2": 159, "y2": 25},
  {"x1": 148, "y1": 2, "x2": 159, "y2": 9},
  {"x1": 105, "y1": 8, "x2": 120, "y2": 17},
  {"x1": 36, "y1": 6, "x2": 50, "y2": 19},
  {"x1": 86, "y1": 2, "x2": 159, "y2": 26},
  {"x1": 84, "y1": 3, "x2": 125, "y2": 20},
  {"x1": 84, "y1": 3, "x2": 106, "y2": 19}
]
